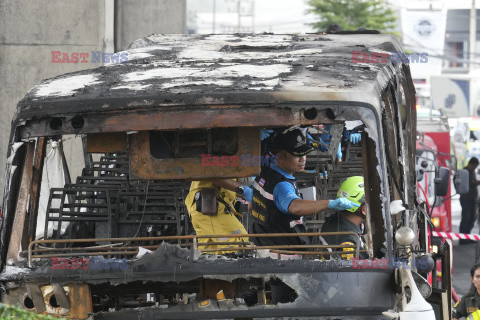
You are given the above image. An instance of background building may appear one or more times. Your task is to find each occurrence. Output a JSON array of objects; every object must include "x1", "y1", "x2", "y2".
[
  {"x1": 0, "y1": 0, "x2": 186, "y2": 200},
  {"x1": 187, "y1": 0, "x2": 316, "y2": 34}
]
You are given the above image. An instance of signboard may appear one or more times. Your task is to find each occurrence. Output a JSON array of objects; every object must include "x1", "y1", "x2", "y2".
[
  {"x1": 431, "y1": 76, "x2": 470, "y2": 118},
  {"x1": 401, "y1": 9, "x2": 447, "y2": 79}
]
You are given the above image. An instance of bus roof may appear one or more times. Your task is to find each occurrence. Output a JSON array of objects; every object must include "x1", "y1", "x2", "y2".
[{"x1": 16, "y1": 33, "x2": 406, "y2": 120}]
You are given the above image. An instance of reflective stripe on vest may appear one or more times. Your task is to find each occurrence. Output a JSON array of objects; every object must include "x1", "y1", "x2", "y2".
[
  {"x1": 289, "y1": 218, "x2": 304, "y2": 228},
  {"x1": 251, "y1": 166, "x2": 308, "y2": 246},
  {"x1": 253, "y1": 181, "x2": 274, "y2": 200},
  {"x1": 468, "y1": 310, "x2": 480, "y2": 320}
]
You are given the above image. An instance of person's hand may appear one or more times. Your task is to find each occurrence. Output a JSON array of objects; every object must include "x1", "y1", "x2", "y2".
[
  {"x1": 261, "y1": 129, "x2": 274, "y2": 141},
  {"x1": 328, "y1": 198, "x2": 360, "y2": 211},
  {"x1": 336, "y1": 144, "x2": 342, "y2": 160},
  {"x1": 350, "y1": 133, "x2": 361, "y2": 144},
  {"x1": 243, "y1": 185, "x2": 253, "y2": 202},
  {"x1": 306, "y1": 132, "x2": 317, "y2": 147},
  {"x1": 317, "y1": 136, "x2": 329, "y2": 151}
]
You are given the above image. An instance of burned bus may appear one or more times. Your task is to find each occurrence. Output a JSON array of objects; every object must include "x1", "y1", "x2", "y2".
[{"x1": 0, "y1": 34, "x2": 451, "y2": 319}]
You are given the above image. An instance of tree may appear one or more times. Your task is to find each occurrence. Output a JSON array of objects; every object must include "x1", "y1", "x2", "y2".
[{"x1": 306, "y1": 0, "x2": 397, "y2": 33}]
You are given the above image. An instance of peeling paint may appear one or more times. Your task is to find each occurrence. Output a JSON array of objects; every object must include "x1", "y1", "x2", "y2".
[
  {"x1": 20, "y1": 33, "x2": 405, "y2": 115},
  {"x1": 111, "y1": 83, "x2": 152, "y2": 91},
  {"x1": 2, "y1": 265, "x2": 30, "y2": 277},
  {"x1": 32, "y1": 74, "x2": 102, "y2": 98}
]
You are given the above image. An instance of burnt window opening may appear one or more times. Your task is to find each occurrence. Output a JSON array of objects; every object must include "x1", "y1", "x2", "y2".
[
  {"x1": 24, "y1": 120, "x2": 383, "y2": 268},
  {"x1": 87, "y1": 278, "x2": 291, "y2": 312},
  {"x1": 149, "y1": 128, "x2": 238, "y2": 159}
]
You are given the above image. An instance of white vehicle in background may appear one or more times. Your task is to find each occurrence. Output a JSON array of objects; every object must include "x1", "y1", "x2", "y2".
[
  {"x1": 431, "y1": 74, "x2": 480, "y2": 118},
  {"x1": 448, "y1": 117, "x2": 480, "y2": 168}
]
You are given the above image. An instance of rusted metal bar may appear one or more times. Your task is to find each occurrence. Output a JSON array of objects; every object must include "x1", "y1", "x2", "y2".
[
  {"x1": 52, "y1": 283, "x2": 70, "y2": 309},
  {"x1": 26, "y1": 138, "x2": 46, "y2": 245},
  {"x1": 26, "y1": 283, "x2": 46, "y2": 313},
  {"x1": 31, "y1": 247, "x2": 361, "y2": 260},
  {"x1": 200, "y1": 244, "x2": 358, "y2": 252},
  {"x1": 270, "y1": 249, "x2": 327, "y2": 256},
  {"x1": 196, "y1": 241, "x2": 251, "y2": 246},
  {"x1": 19, "y1": 106, "x2": 332, "y2": 139},
  {"x1": 270, "y1": 249, "x2": 368, "y2": 256},
  {"x1": 31, "y1": 244, "x2": 189, "y2": 253},
  {"x1": 31, "y1": 246, "x2": 142, "y2": 253},
  {"x1": 28, "y1": 232, "x2": 361, "y2": 266},
  {"x1": 361, "y1": 132, "x2": 373, "y2": 259},
  {"x1": 30, "y1": 231, "x2": 358, "y2": 243},
  {"x1": 31, "y1": 251, "x2": 139, "y2": 259},
  {"x1": 31, "y1": 243, "x2": 353, "y2": 254},
  {"x1": 7, "y1": 142, "x2": 35, "y2": 263}
]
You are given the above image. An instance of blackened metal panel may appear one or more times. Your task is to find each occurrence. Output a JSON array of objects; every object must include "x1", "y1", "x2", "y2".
[
  {"x1": 0, "y1": 143, "x2": 26, "y2": 271},
  {"x1": 7, "y1": 142, "x2": 35, "y2": 264},
  {"x1": 26, "y1": 283, "x2": 47, "y2": 313},
  {"x1": 25, "y1": 138, "x2": 46, "y2": 245},
  {"x1": 90, "y1": 271, "x2": 393, "y2": 319},
  {"x1": 93, "y1": 308, "x2": 389, "y2": 320},
  {"x1": 87, "y1": 133, "x2": 128, "y2": 153},
  {"x1": 18, "y1": 104, "x2": 331, "y2": 139},
  {"x1": 361, "y1": 134, "x2": 385, "y2": 258},
  {"x1": 129, "y1": 128, "x2": 261, "y2": 179}
]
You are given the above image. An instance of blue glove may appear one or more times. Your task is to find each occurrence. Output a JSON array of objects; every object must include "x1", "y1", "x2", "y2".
[
  {"x1": 350, "y1": 133, "x2": 361, "y2": 144},
  {"x1": 306, "y1": 132, "x2": 324, "y2": 150},
  {"x1": 306, "y1": 132, "x2": 314, "y2": 145},
  {"x1": 243, "y1": 185, "x2": 253, "y2": 202},
  {"x1": 319, "y1": 132, "x2": 332, "y2": 152},
  {"x1": 261, "y1": 129, "x2": 274, "y2": 141},
  {"x1": 317, "y1": 136, "x2": 328, "y2": 152},
  {"x1": 336, "y1": 144, "x2": 342, "y2": 160},
  {"x1": 328, "y1": 198, "x2": 360, "y2": 211}
]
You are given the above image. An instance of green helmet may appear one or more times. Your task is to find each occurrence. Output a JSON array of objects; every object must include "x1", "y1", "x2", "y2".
[{"x1": 337, "y1": 176, "x2": 365, "y2": 213}]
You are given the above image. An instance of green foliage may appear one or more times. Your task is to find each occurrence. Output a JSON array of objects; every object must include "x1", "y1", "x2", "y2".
[
  {"x1": 306, "y1": 0, "x2": 397, "y2": 33},
  {"x1": 0, "y1": 303, "x2": 63, "y2": 320}
]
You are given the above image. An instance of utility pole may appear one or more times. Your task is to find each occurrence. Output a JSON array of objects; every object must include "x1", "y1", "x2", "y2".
[
  {"x1": 227, "y1": 0, "x2": 253, "y2": 33},
  {"x1": 470, "y1": 0, "x2": 476, "y2": 73},
  {"x1": 237, "y1": 0, "x2": 241, "y2": 33},
  {"x1": 251, "y1": 0, "x2": 255, "y2": 33},
  {"x1": 212, "y1": 0, "x2": 216, "y2": 34}
]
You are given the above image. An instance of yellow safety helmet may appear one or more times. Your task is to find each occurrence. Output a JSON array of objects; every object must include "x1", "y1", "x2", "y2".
[{"x1": 337, "y1": 176, "x2": 365, "y2": 213}]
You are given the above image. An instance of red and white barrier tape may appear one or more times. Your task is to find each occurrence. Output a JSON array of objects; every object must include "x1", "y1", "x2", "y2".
[{"x1": 430, "y1": 231, "x2": 480, "y2": 241}]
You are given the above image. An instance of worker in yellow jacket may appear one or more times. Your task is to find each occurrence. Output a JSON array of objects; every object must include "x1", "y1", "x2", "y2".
[{"x1": 185, "y1": 179, "x2": 253, "y2": 254}]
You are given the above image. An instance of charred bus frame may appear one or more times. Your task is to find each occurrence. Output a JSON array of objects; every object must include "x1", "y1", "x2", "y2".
[{"x1": 0, "y1": 34, "x2": 445, "y2": 319}]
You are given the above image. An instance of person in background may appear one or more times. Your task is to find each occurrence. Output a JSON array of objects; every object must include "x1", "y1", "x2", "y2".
[
  {"x1": 250, "y1": 126, "x2": 358, "y2": 304},
  {"x1": 184, "y1": 128, "x2": 276, "y2": 254},
  {"x1": 460, "y1": 157, "x2": 480, "y2": 244},
  {"x1": 250, "y1": 127, "x2": 359, "y2": 247},
  {"x1": 453, "y1": 263, "x2": 480, "y2": 320},
  {"x1": 321, "y1": 176, "x2": 368, "y2": 259},
  {"x1": 185, "y1": 179, "x2": 253, "y2": 254},
  {"x1": 314, "y1": 124, "x2": 362, "y2": 162}
]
